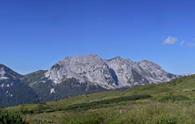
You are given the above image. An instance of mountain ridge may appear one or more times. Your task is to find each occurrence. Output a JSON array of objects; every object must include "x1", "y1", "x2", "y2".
[{"x1": 0, "y1": 55, "x2": 177, "y2": 107}]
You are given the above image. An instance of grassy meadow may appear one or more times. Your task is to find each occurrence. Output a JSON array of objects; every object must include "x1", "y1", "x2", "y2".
[{"x1": 3, "y1": 75, "x2": 195, "y2": 124}]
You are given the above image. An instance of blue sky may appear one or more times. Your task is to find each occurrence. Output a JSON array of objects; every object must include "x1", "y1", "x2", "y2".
[{"x1": 0, "y1": 0, "x2": 195, "y2": 74}]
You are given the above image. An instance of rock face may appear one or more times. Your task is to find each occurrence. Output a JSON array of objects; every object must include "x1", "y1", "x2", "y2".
[
  {"x1": 45, "y1": 55, "x2": 176, "y2": 89},
  {"x1": 106, "y1": 57, "x2": 147, "y2": 87},
  {"x1": 137, "y1": 60, "x2": 175, "y2": 83},
  {"x1": 45, "y1": 55, "x2": 118, "y2": 89},
  {"x1": 107, "y1": 58, "x2": 176, "y2": 87},
  {"x1": 0, "y1": 55, "x2": 177, "y2": 107}
]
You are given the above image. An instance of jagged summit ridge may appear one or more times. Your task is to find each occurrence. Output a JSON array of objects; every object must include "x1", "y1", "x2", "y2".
[
  {"x1": 0, "y1": 64, "x2": 22, "y2": 80},
  {"x1": 45, "y1": 55, "x2": 176, "y2": 89}
]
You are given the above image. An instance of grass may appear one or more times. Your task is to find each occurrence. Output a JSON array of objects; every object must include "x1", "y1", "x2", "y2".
[{"x1": 3, "y1": 75, "x2": 195, "y2": 124}]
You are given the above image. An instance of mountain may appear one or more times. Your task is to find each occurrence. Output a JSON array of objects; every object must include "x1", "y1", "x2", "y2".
[
  {"x1": 45, "y1": 55, "x2": 118, "y2": 89},
  {"x1": 107, "y1": 57, "x2": 175, "y2": 87},
  {"x1": 0, "y1": 64, "x2": 22, "y2": 80},
  {"x1": 45, "y1": 55, "x2": 176, "y2": 89},
  {"x1": 32, "y1": 55, "x2": 176, "y2": 101},
  {"x1": 0, "y1": 64, "x2": 37, "y2": 107},
  {"x1": 0, "y1": 55, "x2": 177, "y2": 106}
]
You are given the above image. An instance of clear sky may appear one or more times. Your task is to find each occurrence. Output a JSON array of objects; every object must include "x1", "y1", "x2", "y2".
[{"x1": 0, "y1": 0, "x2": 195, "y2": 74}]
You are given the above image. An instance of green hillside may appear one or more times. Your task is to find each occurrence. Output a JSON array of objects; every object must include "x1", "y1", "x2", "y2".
[{"x1": 3, "y1": 75, "x2": 195, "y2": 124}]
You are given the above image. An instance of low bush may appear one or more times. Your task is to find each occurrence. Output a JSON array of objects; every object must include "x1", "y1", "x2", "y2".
[{"x1": 0, "y1": 111, "x2": 28, "y2": 124}]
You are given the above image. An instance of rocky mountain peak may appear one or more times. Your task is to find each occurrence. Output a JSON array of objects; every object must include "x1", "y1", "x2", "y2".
[
  {"x1": 45, "y1": 55, "x2": 118, "y2": 89},
  {"x1": 0, "y1": 65, "x2": 38, "y2": 107},
  {"x1": 0, "y1": 64, "x2": 22, "y2": 80},
  {"x1": 108, "y1": 56, "x2": 134, "y2": 64}
]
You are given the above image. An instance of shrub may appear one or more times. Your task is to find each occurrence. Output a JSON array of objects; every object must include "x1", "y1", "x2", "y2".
[{"x1": 0, "y1": 111, "x2": 28, "y2": 124}]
